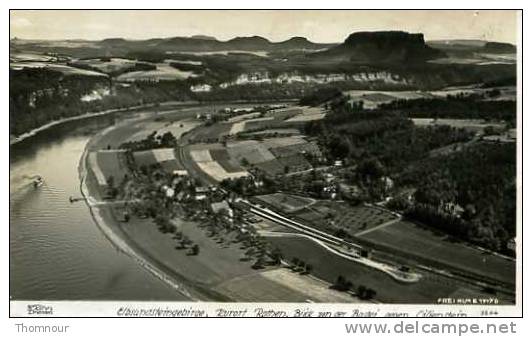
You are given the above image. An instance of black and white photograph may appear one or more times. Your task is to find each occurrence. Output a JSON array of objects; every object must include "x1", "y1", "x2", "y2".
[{"x1": 7, "y1": 8, "x2": 522, "y2": 321}]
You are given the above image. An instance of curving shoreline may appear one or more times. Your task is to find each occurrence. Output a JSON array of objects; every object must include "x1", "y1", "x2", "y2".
[
  {"x1": 11, "y1": 105, "x2": 142, "y2": 146},
  {"x1": 78, "y1": 118, "x2": 228, "y2": 302},
  {"x1": 10, "y1": 98, "x2": 297, "y2": 146},
  {"x1": 77, "y1": 103, "x2": 372, "y2": 303}
]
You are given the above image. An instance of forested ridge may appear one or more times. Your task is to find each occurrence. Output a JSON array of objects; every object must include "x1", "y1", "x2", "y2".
[{"x1": 303, "y1": 93, "x2": 516, "y2": 253}]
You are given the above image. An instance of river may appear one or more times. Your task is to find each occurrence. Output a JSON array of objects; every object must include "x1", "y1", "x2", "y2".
[{"x1": 9, "y1": 114, "x2": 187, "y2": 300}]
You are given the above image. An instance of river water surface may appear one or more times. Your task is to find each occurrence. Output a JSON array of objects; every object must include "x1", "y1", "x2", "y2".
[{"x1": 10, "y1": 115, "x2": 187, "y2": 300}]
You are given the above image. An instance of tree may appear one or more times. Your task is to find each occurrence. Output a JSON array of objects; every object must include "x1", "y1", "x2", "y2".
[
  {"x1": 252, "y1": 256, "x2": 266, "y2": 270},
  {"x1": 357, "y1": 285, "x2": 377, "y2": 300},
  {"x1": 332, "y1": 275, "x2": 353, "y2": 292},
  {"x1": 291, "y1": 257, "x2": 300, "y2": 269},
  {"x1": 270, "y1": 248, "x2": 283, "y2": 265},
  {"x1": 190, "y1": 244, "x2": 200, "y2": 256},
  {"x1": 357, "y1": 285, "x2": 367, "y2": 298},
  {"x1": 304, "y1": 263, "x2": 313, "y2": 274}
]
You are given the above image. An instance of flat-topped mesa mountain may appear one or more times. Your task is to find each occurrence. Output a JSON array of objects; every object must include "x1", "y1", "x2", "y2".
[{"x1": 311, "y1": 31, "x2": 445, "y2": 64}]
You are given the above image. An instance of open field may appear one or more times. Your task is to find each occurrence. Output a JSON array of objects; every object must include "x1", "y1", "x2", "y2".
[
  {"x1": 127, "y1": 119, "x2": 200, "y2": 142},
  {"x1": 10, "y1": 62, "x2": 108, "y2": 77},
  {"x1": 243, "y1": 117, "x2": 276, "y2": 131},
  {"x1": 187, "y1": 123, "x2": 232, "y2": 142},
  {"x1": 359, "y1": 220, "x2": 515, "y2": 285},
  {"x1": 254, "y1": 155, "x2": 312, "y2": 175},
  {"x1": 291, "y1": 201, "x2": 398, "y2": 236},
  {"x1": 120, "y1": 216, "x2": 259, "y2": 286},
  {"x1": 157, "y1": 120, "x2": 202, "y2": 138},
  {"x1": 196, "y1": 161, "x2": 249, "y2": 182},
  {"x1": 261, "y1": 136, "x2": 307, "y2": 149},
  {"x1": 70, "y1": 58, "x2": 137, "y2": 74},
  {"x1": 175, "y1": 50, "x2": 270, "y2": 57},
  {"x1": 346, "y1": 90, "x2": 432, "y2": 109},
  {"x1": 214, "y1": 268, "x2": 359, "y2": 303},
  {"x1": 116, "y1": 62, "x2": 196, "y2": 82},
  {"x1": 133, "y1": 148, "x2": 183, "y2": 172},
  {"x1": 118, "y1": 206, "x2": 352, "y2": 302},
  {"x1": 189, "y1": 145, "x2": 250, "y2": 181},
  {"x1": 229, "y1": 117, "x2": 276, "y2": 135},
  {"x1": 226, "y1": 140, "x2": 276, "y2": 164},
  {"x1": 256, "y1": 193, "x2": 316, "y2": 213},
  {"x1": 411, "y1": 118, "x2": 506, "y2": 134},
  {"x1": 284, "y1": 106, "x2": 326, "y2": 122},
  {"x1": 269, "y1": 141, "x2": 321, "y2": 158},
  {"x1": 429, "y1": 54, "x2": 516, "y2": 65},
  {"x1": 244, "y1": 128, "x2": 301, "y2": 137},
  {"x1": 209, "y1": 149, "x2": 243, "y2": 173},
  {"x1": 345, "y1": 86, "x2": 516, "y2": 109},
  {"x1": 90, "y1": 150, "x2": 129, "y2": 185},
  {"x1": 226, "y1": 112, "x2": 262, "y2": 123},
  {"x1": 10, "y1": 52, "x2": 56, "y2": 62},
  {"x1": 88, "y1": 152, "x2": 107, "y2": 186},
  {"x1": 254, "y1": 194, "x2": 399, "y2": 236},
  {"x1": 229, "y1": 122, "x2": 246, "y2": 135},
  {"x1": 266, "y1": 235, "x2": 484, "y2": 303},
  {"x1": 190, "y1": 149, "x2": 214, "y2": 162}
]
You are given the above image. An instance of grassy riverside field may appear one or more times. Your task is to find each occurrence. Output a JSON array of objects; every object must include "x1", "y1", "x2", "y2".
[
  {"x1": 265, "y1": 235, "x2": 513, "y2": 304},
  {"x1": 254, "y1": 193, "x2": 515, "y2": 288},
  {"x1": 358, "y1": 220, "x2": 516, "y2": 286}
]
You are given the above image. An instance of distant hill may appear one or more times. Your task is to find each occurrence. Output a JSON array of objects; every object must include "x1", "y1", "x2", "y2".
[
  {"x1": 428, "y1": 39, "x2": 516, "y2": 54},
  {"x1": 312, "y1": 31, "x2": 445, "y2": 64},
  {"x1": 274, "y1": 37, "x2": 330, "y2": 50},
  {"x1": 481, "y1": 42, "x2": 516, "y2": 54},
  {"x1": 427, "y1": 39, "x2": 487, "y2": 50},
  {"x1": 99, "y1": 38, "x2": 129, "y2": 46},
  {"x1": 225, "y1": 36, "x2": 271, "y2": 50},
  {"x1": 190, "y1": 35, "x2": 217, "y2": 40}
]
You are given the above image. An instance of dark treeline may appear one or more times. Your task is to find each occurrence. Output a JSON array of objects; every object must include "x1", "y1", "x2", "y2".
[
  {"x1": 193, "y1": 83, "x2": 310, "y2": 102},
  {"x1": 120, "y1": 131, "x2": 177, "y2": 151},
  {"x1": 304, "y1": 104, "x2": 474, "y2": 173},
  {"x1": 10, "y1": 68, "x2": 193, "y2": 136},
  {"x1": 169, "y1": 62, "x2": 205, "y2": 72},
  {"x1": 299, "y1": 87, "x2": 343, "y2": 106},
  {"x1": 400, "y1": 143, "x2": 516, "y2": 253},
  {"x1": 379, "y1": 94, "x2": 516, "y2": 125},
  {"x1": 68, "y1": 60, "x2": 156, "y2": 77},
  {"x1": 10, "y1": 68, "x2": 108, "y2": 135}
]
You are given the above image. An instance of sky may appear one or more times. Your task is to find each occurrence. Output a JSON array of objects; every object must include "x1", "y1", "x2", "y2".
[{"x1": 10, "y1": 10, "x2": 519, "y2": 44}]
